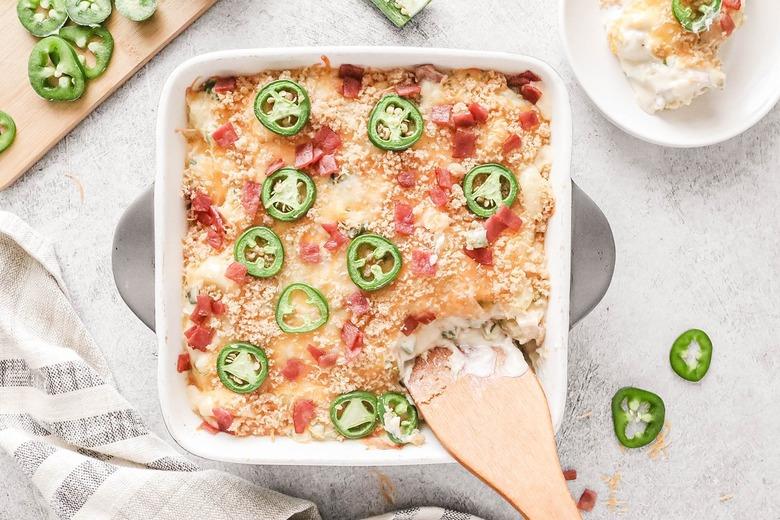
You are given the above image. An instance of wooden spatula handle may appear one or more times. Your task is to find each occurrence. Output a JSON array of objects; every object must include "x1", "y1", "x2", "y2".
[{"x1": 416, "y1": 371, "x2": 581, "y2": 519}]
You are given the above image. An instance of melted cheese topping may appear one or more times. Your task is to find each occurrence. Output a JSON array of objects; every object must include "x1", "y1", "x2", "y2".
[{"x1": 179, "y1": 65, "x2": 554, "y2": 441}]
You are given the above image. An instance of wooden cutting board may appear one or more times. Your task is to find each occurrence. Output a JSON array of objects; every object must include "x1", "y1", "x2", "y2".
[{"x1": 0, "y1": 0, "x2": 218, "y2": 190}]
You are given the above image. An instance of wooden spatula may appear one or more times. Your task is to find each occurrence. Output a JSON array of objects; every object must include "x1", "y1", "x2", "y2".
[{"x1": 406, "y1": 348, "x2": 581, "y2": 519}]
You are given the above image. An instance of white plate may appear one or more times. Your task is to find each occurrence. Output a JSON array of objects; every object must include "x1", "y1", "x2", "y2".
[
  {"x1": 155, "y1": 47, "x2": 572, "y2": 465},
  {"x1": 561, "y1": 0, "x2": 780, "y2": 147}
]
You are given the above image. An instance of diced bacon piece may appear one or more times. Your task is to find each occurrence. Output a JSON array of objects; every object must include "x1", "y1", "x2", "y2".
[
  {"x1": 506, "y1": 70, "x2": 541, "y2": 88},
  {"x1": 397, "y1": 170, "x2": 417, "y2": 188},
  {"x1": 452, "y1": 111, "x2": 476, "y2": 128},
  {"x1": 341, "y1": 77, "x2": 361, "y2": 99},
  {"x1": 184, "y1": 325, "x2": 214, "y2": 351},
  {"x1": 723, "y1": 0, "x2": 740, "y2": 9},
  {"x1": 495, "y1": 205, "x2": 523, "y2": 231},
  {"x1": 317, "y1": 154, "x2": 339, "y2": 176},
  {"x1": 519, "y1": 110, "x2": 540, "y2": 131},
  {"x1": 415, "y1": 64, "x2": 445, "y2": 84},
  {"x1": 431, "y1": 105, "x2": 452, "y2": 126},
  {"x1": 211, "y1": 299, "x2": 225, "y2": 316},
  {"x1": 435, "y1": 168, "x2": 454, "y2": 191},
  {"x1": 266, "y1": 158, "x2": 284, "y2": 174},
  {"x1": 292, "y1": 399, "x2": 316, "y2": 434},
  {"x1": 468, "y1": 103, "x2": 489, "y2": 123},
  {"x1": 341, "y1": 321, "x2": 364, "y2": 360},
  {"x1": 212, "y1": 407, "x2": 233, "y2": 432},
  {"x1": 299, "y1": 242, "x2": 321, "y2": 264},
  {"x1": 577, "y1": 489, "x2": 597, "y2": 512},
  {"x1": 520, "y1": 84, "x2": 543, "y2": 105},
  {"x1": 721, "y1": 12, "x2": 735, "y2": 35},
  {"x1": 411, "y1": 249, "x2": 437, "y2": 276},
  {"x1": 416, "y1": 311, "x2": 436, "y2": 324},
  {"x1": 225, "y1": 262, "x2": 250, "y2": 285},
  {"x1": 190, "y1": 294, "x2": 213, "y2": 324},
  {"x1": 295, "y1": 142, "x2": 324, "y2": 168},
  {"x1": 206, "y1": 228, "x2": 224, "y2": 250},
  {"x1": 313, "y1": 126, "x2": 342, "y2": 153},
  {"x1": 503, "y1": 133, "x2": 522, "y2": 154},
  {"x1": 191, "y1": 192, "x2": 212, "y2": 213},
  {"x1": 176, "y1": 353, "x2": 191, "y2": 373},
  {"x1": 395, "y1": 84, "x2": 422, "y2": 97},
  {"x1": 563, "y1": 469, "x2": 577, "y2": 481},
  {"x1": 338, "y1": 64, "x2": 365, "y2": 79},
  {"x1": 281, "y1": 358, "x2": 304, "y2": 381},
  {"x1": 241, "y1": 180, "x2": 261, "y2": 218},
  {"x1": 322, "y1": 222, "x2": 348, "y2": 251},
  {"x1": 401, "y1": 315, "x2": 419, "y2": 336},
  {"x1": 463, "y1": 246, "x2": 493, "y2": 266},
  {"x1": 394, "y1": 202, "x2": 415, "y2": 236},
  {"x1": 200, "y1": 421, "x2": 220, "y2": 434},
  {"x1": 307, "y1": 344, "x2": 338, "y2": 367},
  {"x1": 452, "y1": 128, "x2": 477, "y2": 159},
  {"x1": 429, "y1": 186, "x2": 449, "y2": 208},
  {"x1": 346, "y1": 291, "x2": 370, "y2": 317},
  {"x1": 485, "y1": 216, "x2": 508, "y2": 244},
  {"x1": 212, "y1": 122, "x2": 238, "y2": 148},
  {"x1": 213, "y1": 76, "x2": 236, "y2": 94}
]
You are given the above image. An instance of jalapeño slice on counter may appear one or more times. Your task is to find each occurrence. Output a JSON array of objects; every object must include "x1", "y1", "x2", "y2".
[
  {"x1": 216, "y1": 342, "x2": 269, "y2": 394},
  {"x1": 378, "y1": 392, "x2": 419, "y2": 444},
  {"x1": 262, "y1": 167, "x2": 316, "y2": 222},
  {"x1": 234, "y1": 226, "x2": 284, "y2": 278},
  {"x1": 115, "y1": 0, "x2": 157, "y2": 21},
  {"x1": 672, "y1": 0, "x2": 722, "y2": 33},
  {"x1": 330, "y1": 391, "x2": 379, "y2": 439},
  {"x1": 0, "y1": 112, "x2": 16, "y2": 154},
  {"x1": 463, "y1": 163, "x2": 519, "y2": 218},
  {"x1": 669, "y1": 329, "x2": 712, "y2": 382},
  {"x1": 367, "y1": 95, "x2": 424, "y2": 151},
  {"x1": 611, "y1": 387, "x2": 666, "y2": 449},
  {"x1": 346, "y1": 234, "x2": 402, "y2": 292},
  {"x1": 254, "y1": 80, "x2": 311, "y2": 136},
  {"x1": 65, "y1": 0, "x2": 112, "y2": 26},
  {"x1": 368, "y1": 0, "x2": 432, "y2": 27},
  {"x1": 28, "y1": 36, "x2": 87, "y2": 102},
  {"x1": 59, "y1": 26, "x2": 114, "y2": 80},
  {"x1": 17, "y1": 0, "x2": 68, "y2": 37},
  {"x1": 275, "y1": 283, "x2": 329, "y2": 334}
]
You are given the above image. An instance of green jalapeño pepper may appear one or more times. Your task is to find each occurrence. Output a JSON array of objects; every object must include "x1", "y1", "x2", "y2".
[
  {"x1": 672, "y1": 0, "x2": 722, "y2": 33},
  {"x1": 368, "y1": 0, "x2": 432, "y2": 28},
  {"x1": 17, "y1": 0, "x2": 68, "y2": 37},
  {"x1": 65, "y1": 0, "x2": 112, "y2": 26},
  {"x1": 347, "y1": 234, "x2": 402, "y2": 292},
  {"x1": 115, "y1": 0, "x2": 157, "y2": 21},
  {"x1": 670, "y1": 329, "x2": 712, "y2": 382},
  {"x1": 463, "y1": 164, "x2": 519, "y2": 218},
  {"x1": 367, "y1": 95, "x2": 424, "y2": 151},
  {"x1": 378, "y1": 392, "x2": 419, "y2": 444},
  {"x1": 59, "y1": 26, "x2": 114, "y2": 80},
  {"x1": 216, "y1": 342, "x2": 269, "y2": 394},
  {"x1": 28, "y1": 36, "x2": 87, "y2": 102},
  {"x1": 611, "y1": 387, "x2": 666, "y2": 448},
  {"x1": 234, "y1": 226, "x2": 284, "y2": 278},
  {"x1": 0, "y1": 112, "x2": 17, "y2": 154},
  {"x1": 254, "y1": 80, "x2": 311, "y2": 136},
  {"x1": 275, "y1": 283, "x2": 329, "y2": 334},
  {"x1": 262, "y1": 167, "x2": 316, "y2": 222},
  {"x1": 330, "y1": 391, "x2": 379, "y2": 439}
]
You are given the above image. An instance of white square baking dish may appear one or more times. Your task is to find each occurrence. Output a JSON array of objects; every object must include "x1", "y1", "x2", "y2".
[{"x1": 155, "y1": 47, "x2": 572, "y2": 465}]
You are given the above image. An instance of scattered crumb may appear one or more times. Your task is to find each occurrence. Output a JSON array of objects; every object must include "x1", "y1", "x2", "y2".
[
  {"x1": 719, "y1": 494, "x2": 734, "y2": 503},
  {"x1": 602, "y1": 471, "x2": 622, "y2": 493},
  {"x1": 601, "y1": 471, "x2": 627, "y2": 513},
  {"x1": 576, "y1": 410, "x2": 593, "y2": 420},
  {"x1": 648, "y1": 422, "x2": 671, "y2": 460},
  {"x1": 64, "y1": 173, "x2": 85, "y2": 203},
  {"x1": 370, "y1": 470, "x2": 396, "y2": 505}
]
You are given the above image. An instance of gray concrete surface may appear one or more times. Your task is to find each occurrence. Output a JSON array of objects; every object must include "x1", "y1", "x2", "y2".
[{"x1": 1, "y1": 0, "x2": 779, "y2": 518}]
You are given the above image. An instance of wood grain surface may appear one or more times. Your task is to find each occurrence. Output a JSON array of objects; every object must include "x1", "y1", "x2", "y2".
[{"x1": 0, "y1": 0, "x2": 217, "y2": 190}]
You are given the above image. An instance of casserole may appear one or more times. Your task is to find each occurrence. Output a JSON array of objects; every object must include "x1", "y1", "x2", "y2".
[{"x1": 156, "y1": 47, "x2": 572, "y2": 465}]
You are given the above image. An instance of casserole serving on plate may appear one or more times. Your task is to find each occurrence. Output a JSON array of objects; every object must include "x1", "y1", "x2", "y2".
[{"x1": 156, "y1": 47, "x2": 572, "y2": 465}]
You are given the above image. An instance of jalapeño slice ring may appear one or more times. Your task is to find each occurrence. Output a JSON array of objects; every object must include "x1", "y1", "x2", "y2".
[
  {"x1": 346, "y1": 234, "x2": 402, "y2": 292},
  {"x1": 216, "y1": 342, "x2": 269, "y2": 394},
  {"x1": 254, "y1": 79, "x2": 311, "y2": 136},
  {"x1": 262, "y1": 167, "x2": 316, "y2": 222},
  {"x1": 611, "y1": 386, "x2": 666, "y2": 449},
  {"x1": 234, "y1": 226, "x2": 284, "y2": 278},
  {"x1": 329, "y1": 391, "x2": 379, "y2": 439},
  {"x1": 367, "y1": 95, "x2": 424, "y2": 151},
  {"x1": 275, "y1": 282, "x2": 329, "y2": 334},
  {"x1": 378, "y1": 391, "x2": 419, "y2": 444},
  {"x1": 462, "y1": 163, "x2": 519, "y2": 218}
]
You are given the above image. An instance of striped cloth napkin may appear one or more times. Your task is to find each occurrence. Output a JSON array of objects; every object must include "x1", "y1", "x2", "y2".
[{"x1": 0, "y1": 210, "x2": 481, "y2": 520}]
